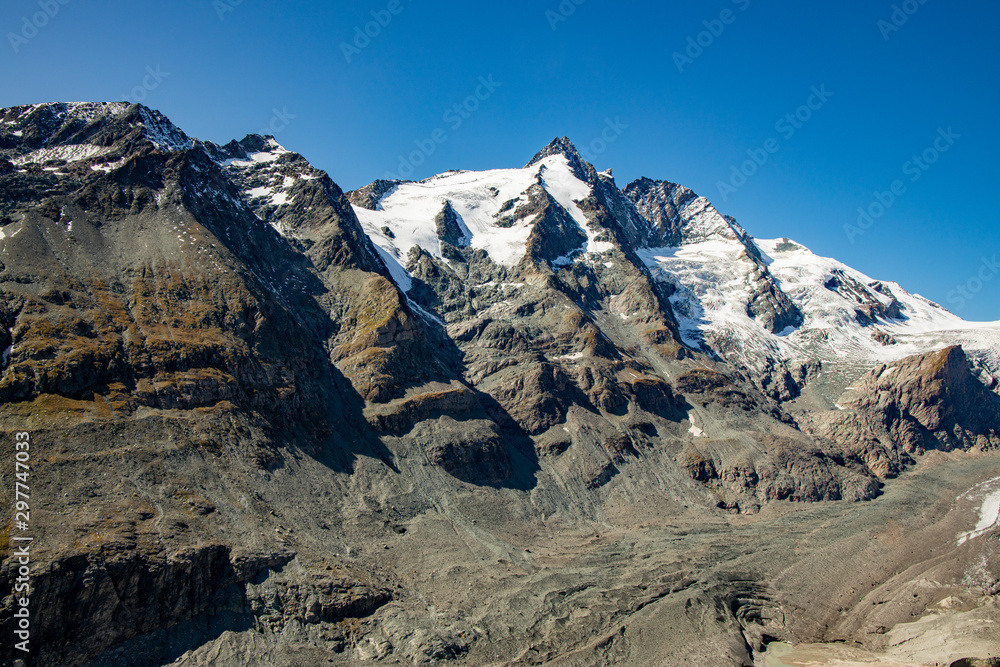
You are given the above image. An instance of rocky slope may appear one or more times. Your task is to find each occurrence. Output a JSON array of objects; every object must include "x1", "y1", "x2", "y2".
[
  {"x1": 815, "y1": 345, "x2": 1000, "y2": 477},
  {"x1": 0, "y1": 103, "x2": 997, "y2": 666}
]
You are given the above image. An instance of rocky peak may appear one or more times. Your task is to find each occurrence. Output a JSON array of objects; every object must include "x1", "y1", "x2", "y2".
[
  {"x1": 525, "y1": 136, "x2": 593, "y2": 182},
  {"x1": 624, "y1": 178, "x2": 756, "y2": 251},
  {"x1": 845, "y1": 346, "x2": 998, "y2": 428},
  {"x1": 347, "y1": 179, "x2": 403, "y2": 211},
  {"x1": 203, "y1": 133, "x2": 281, "y2": 164},
  {"x1": 623, "y1": 178, "x2": 695, "y2": 247},
  {"x1": 434, "y1": 200, "x2": 470, "y2": 248},
  {"x1": 0, "y1": 102, "x2": 192, "y2": 158}
]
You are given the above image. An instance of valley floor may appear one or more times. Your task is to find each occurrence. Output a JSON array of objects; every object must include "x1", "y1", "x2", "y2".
[{"x1": 164, "y1": 450, "x2": 1000, "y2": 667}]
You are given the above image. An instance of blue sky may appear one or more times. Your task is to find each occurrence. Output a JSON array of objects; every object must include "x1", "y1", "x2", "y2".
[{"x1": 4, "y1": 0, "x2": 999, "y2": 320}]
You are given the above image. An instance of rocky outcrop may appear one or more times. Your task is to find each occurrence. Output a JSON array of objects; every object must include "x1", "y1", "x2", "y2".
[
  {"x1": 416, "y1": 417, "x2": 513, "y2": 485},
  {"x1": 825, "y1": 269, "x2": 904, "y2": 326},
  {"x1": 623, "y1": 178, "x2": 695, "y2": 247},
  {"x1": 683, "y1": 434, "x2": 882, "y2": 513},
  {"x1": 346, "y1": 179, "x2": 401, "y2": 211},
  {"x1": 623, "y1": 179, "x2": 757, "y2": 250},
  {"x1": 746, "y1": 263, "x2": 804, "y2": 334},
  {"x1": 0, "y1": 545, "x2": 299, "y2": 667},
  {"x1": 434, "y1": 201, "x2": 469, "y2": 249},
  {"x1": 521, "y1": 185, "x2": 589, "y2": 266},
  {"x1": 818, "y1": 346, "x2": 1000, "y2": 477}
]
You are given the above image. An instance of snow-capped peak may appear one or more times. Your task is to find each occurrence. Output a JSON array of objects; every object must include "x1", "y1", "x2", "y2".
[
  {"x1": 525, "y1": 136, "x2": 592, "y2": 181},
  {"x1": 351, "y1": 151, "x2": 608, "y2": 287},
  {"x1": 206, "y1": 134, "x2": 290, "y2": 168}
]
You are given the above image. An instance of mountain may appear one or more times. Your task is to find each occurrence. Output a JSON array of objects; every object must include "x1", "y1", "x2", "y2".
[{"x1": 1, "y1": 104, "x2": 998, "y2": 667}]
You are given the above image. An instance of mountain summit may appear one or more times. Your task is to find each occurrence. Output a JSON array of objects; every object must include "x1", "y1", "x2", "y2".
[
  {"x1": 1, "y1": 104, "x2": 998, "y2": 666},
  {"x1": 525, "y1": 136, "x2": 592, "y2": 180}
]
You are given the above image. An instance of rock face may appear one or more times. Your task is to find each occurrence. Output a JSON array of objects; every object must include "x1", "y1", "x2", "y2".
[
  {"x1": 346, "y1": 178, "x2": 400, "y2": 211},
  {"x1": 825, "y1": 269, "x2": 905, "y2": 326},
  {"x1": 0, "y1": 104, "x2": 998, "y2": 666},
  {"x1": 624, "y1": 178, "x2": 803, "y2": 334},
  {"x1": 817, "y1": 346, "x2": 1000, "y2": 477}
]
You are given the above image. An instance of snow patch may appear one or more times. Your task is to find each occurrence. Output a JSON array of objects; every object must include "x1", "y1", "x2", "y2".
[
  {"x1": 221, "y1": 147, "x2": 289, "y2": 168},
  {"x1": 14, "y1": 144, "x2": 112, "y2": 165},
  {"x1": 91, "y1": 157, "x2": 129, "y2": 173},
  {"x1": 373, "y1": 245, "x2": 413, "y2": 292},
  {"x1": 247, "y1": 185, "x2": 273, "y2": 199},
  {"x1": 957, "y1": 476, "x2": 1000, "y2": 546},
  {"x1": 539, "y1": 158, "x2": 613, "y2": 256}
]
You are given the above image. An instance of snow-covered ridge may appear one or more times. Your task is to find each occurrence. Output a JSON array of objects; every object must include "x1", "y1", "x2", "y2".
[
  {"x1": 639, "y1": 231, "x2": 998, "y2": 374},
  {"x1": 60, "y1": 101, "x2": 132, "y2": 124},
  {"x1": 349, "y1": 141, "x2": 997, "y2": 377},
  {"x1": 352, "y1": 154, "x2": 607, "y2": 290},
  {"x1": 11, "y1": 101, "x2": 131, "y2": 125},
  {"x1": 755, "y1": 238, "x2": 965, "y2": 335},
  {"x1": 538, "y1": 160, "x2": 614, "y2": 259}
]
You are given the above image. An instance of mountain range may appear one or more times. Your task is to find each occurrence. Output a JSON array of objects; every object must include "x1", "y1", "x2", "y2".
[{"x1": 1, "y1": 102, "x2": 998, "y2": 667}]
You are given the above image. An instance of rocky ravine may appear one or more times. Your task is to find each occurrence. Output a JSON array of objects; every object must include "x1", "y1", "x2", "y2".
[{"x1": 0, "y1": 103, "x2": 997, "y2": 667}]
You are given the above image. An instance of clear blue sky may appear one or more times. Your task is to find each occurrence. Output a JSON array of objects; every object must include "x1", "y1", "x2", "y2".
[{"x1": 4, "y1": 0, "x2": 999, "y2": 320}]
